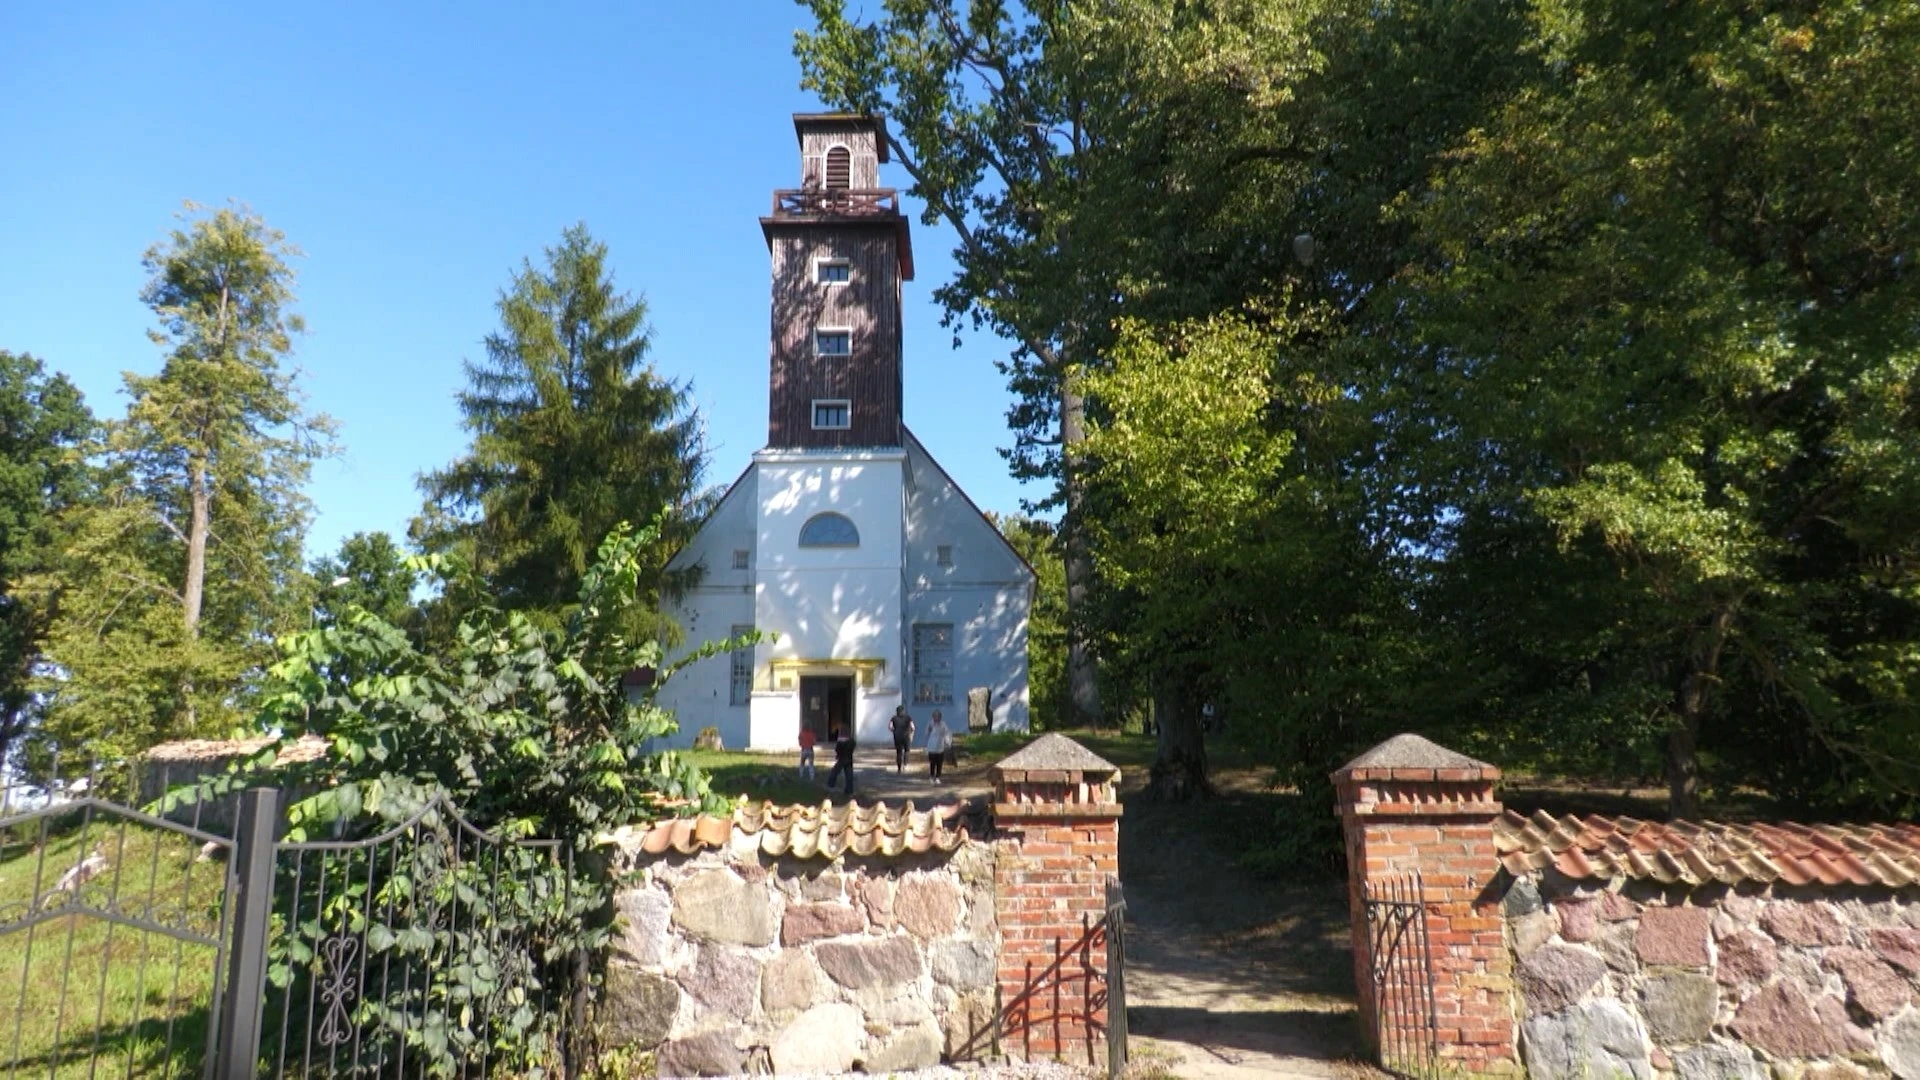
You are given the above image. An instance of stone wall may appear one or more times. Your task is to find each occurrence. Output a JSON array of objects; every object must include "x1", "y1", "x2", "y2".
[
  {"x1": 602, "y1": 841, "x2": 1000, "y2": 1077},
  {"x1": 599, "y1": 733, "x2": 1124, "y2": 1077},
  {"x1": 1509, "y1": 876, "x2": 1920, "y2": 1079},
  {"x1": 1335, "y1": 733, "x2": 1920, "y2": 1079}
]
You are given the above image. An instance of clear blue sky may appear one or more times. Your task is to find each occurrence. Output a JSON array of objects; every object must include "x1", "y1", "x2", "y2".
[{"x1": 0, "y1": 3, "x2": 1039, "y2": 560}]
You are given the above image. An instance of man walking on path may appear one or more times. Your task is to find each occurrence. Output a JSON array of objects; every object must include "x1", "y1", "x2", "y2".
[
  {"x1": 797, "y1": 724, "x2": 817, "y2": 781},
  {"x1": 925, "y1": 710, "x2": 952, "y2": 782},
  {"x1": 889, "y1": 705, "x2": 915, "y2": 773},
  {"x1": 826, "y1": 723, "x2": 856, "y2": 795}
]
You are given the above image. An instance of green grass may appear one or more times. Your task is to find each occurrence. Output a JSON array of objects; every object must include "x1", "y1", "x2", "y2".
[
  {"x1": 679, "y1": 749, "x2": 831, "y2": 806},
  {"x1": 0, "y1": 806, "x2": 226, "y2": 1077}
]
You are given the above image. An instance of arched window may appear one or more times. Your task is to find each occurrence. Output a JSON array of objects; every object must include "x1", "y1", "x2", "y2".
[
  {"x1": 798, "y1": 512, "x2": 860, "y2": 548},
  {"x1": 825, "y1": 146, "x2": 851, "y2": 190}
]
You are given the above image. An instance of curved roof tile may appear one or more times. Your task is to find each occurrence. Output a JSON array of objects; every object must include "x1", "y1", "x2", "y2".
[
  {"x1": 614, "y1": 799, "x2": 986, "y2": 862},
  {"x1": 1496, "y1": 810, "x2": 1920, "y2": 888}
]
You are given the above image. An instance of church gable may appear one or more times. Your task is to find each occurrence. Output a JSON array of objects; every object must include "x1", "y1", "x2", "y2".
[
  {"x1": 666, "y1": 465, "x2": 755, "y2": 584},
  {"x1": 903, "y1": 429, "x2": 1035, "y2": 590}
]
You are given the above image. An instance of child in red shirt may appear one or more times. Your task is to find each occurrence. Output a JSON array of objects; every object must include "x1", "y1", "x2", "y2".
[{"x1": 797, "y1": 726, "x2": 817, "y2": 781}]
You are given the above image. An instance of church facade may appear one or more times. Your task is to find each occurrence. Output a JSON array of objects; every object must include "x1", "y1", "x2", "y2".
[{"x1": 653, "y1": 114, "x2": 1034, "y2": 752}]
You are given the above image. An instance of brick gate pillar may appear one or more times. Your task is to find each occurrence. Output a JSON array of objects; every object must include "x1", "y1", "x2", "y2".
[
  {"x1": 1333, "y1": 734, "x2": 1518, "y2": 1076},
  {"x1": 990, "y1": 734, "x2": 1123, "y2": 1064}
]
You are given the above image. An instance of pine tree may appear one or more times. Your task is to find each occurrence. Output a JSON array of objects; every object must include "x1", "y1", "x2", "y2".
[{"x1": 417, "y1": 225, "x2": 706, "y2": 626}]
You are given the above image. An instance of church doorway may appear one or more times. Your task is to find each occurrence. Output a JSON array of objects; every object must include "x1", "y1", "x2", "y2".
[{"x1": 800, "y1": 675, "x2": 855, "y2": 740}]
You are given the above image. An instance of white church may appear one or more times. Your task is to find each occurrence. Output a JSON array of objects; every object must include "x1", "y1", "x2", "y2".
[{"x1": 653, "y1": 114, "x2": 1035, "y2": 752}]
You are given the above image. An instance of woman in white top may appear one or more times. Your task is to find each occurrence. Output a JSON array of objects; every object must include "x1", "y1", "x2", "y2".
[{"x1": 924, "y1": 711, "x2": 953, "y2": 782}]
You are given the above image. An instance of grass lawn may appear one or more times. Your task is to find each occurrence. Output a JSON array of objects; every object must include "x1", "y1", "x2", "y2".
[
  {"x1": 680, "y1": 727, "x2": 1165, "y2": 807},
  {"x1": 0, "y1": 807, "x2": 226, "y2": 1077}
]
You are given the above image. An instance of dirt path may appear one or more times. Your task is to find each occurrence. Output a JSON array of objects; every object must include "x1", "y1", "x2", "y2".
[{"x1": 1116, "y1": 782, "x2": 1381, "y2": 1080}]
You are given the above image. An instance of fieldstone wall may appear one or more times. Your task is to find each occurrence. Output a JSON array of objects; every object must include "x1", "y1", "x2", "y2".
[
  {"x1": 1509, "y1": 875, "x2": 1920, "y2": 1079},
  {"x1": 600, "y1": 833, "x2": 1000, "y2": 1076}
]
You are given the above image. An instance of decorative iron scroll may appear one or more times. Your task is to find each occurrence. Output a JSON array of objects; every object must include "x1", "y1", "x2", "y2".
[{"x1": 1363, "y1": 871, "x2": 1441, "y2": 1079}]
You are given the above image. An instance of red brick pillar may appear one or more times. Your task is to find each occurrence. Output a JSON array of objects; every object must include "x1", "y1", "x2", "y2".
[
  {"x1": 1333, "y1": 735, "x2": 1518, "y2": 1076},
  {"x1": 991, "y1": 734, "x2": 1123, "y2": 1064}
]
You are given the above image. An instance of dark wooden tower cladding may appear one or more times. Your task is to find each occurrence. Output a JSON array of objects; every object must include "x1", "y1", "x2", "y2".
[{"x1": 762, "y1": 114, "x2": 916, "y2": 450}]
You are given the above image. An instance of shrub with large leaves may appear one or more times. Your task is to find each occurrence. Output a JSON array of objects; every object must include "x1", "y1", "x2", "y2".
[{"x1": 197, "y1": 519, "x2": 744, "y2": 1076}]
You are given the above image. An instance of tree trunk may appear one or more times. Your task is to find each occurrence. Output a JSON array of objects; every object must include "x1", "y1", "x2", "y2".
[
  {"x1": 1667, "y1": 606, "x2": 1735, "y2": 820},
  {"x1": 179, "y1": 455, "x2": 210, "y2": 733},
  {"x1": 1148, "y1": 671, "x2": 1213, "y2": 801},
  {"x1": 183, "y1": 457, "x2": 209, "y2": 637},
  {"x1": 1060, "y1": 381, "x2": 1103, "y2": 728}
]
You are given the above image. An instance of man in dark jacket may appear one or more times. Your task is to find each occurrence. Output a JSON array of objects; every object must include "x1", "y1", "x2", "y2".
[
  {"x1": 888, "y1": 705, "x2": 915, "y2": 773},
  {"x1": 826, "y1": 723, "x2": 857, "y2": 795}
]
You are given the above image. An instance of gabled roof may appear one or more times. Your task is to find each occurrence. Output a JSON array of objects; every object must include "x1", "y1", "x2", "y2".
[{"x1": 904, "y1": 427, "x2": 1038, "y2": 584}]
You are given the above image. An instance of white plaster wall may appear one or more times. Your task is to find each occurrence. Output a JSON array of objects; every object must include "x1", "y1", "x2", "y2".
[
  {"x1": 655, "y1": 470, "x2": 758, "y2": 750},
  {"x1": 752, "y1": 449, "x2": 908, "y2": 746},
  {"x1": 901, "y1": 431, "x2": 1034, "y2": 736}
]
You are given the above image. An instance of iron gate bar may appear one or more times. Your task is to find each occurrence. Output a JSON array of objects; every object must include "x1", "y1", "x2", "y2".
[
  {"x1": 2, "y1": 759, "x2": 243, "y2": 1080},
  {"x1": 267, "y1": 792, "x2": 569, "y2": 1080},
  {"x1": 1104, "y1": 878, "x2": 1127, "y2": 1080},
  {"x1": 1362, "y1": 871, "x2": 1440, "y2": 1080}
]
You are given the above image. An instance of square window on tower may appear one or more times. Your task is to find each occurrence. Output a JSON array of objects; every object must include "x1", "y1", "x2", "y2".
[
  {"x1": 816, "y1": 259, "x2": 851, "y2": 285},
  {"x1": 814, "y1": 329, "x2": 852, "y2": 357},
  {"x1": 811, "y1": 399, "x2": 851, "y2": 430}
]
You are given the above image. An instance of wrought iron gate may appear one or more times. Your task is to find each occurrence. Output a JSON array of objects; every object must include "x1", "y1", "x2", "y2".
[
  {"x1": 2, "y1": 770, "x2": 577, "y2": 1079},
  {"x1": 1104, "y1": 878, "x2": 1127, "y2": 1080},
  {"x1": 1363, "y1": 871, "x2": 1440, "y2": 1079},
  {"x1": 2, "y1": 761, "x2": 241, "y2": 1080}
]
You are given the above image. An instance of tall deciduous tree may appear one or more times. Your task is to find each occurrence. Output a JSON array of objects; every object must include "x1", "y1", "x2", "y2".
[
  {"x1": 0, "y1": 351, "x2": 94, "y2": 767},
  {"x1": 796, "y1": 0, "x2": 1119, "y2": 729},
  {"x1": 35, "y1": 204, "x2": 333, "y2": 757},
  {"x1": 1394, "y1": 0, "x2": 1920, "y2": 817},
  {"x1": 416, "y1": 225, "x2": 705, "y2": 627}
]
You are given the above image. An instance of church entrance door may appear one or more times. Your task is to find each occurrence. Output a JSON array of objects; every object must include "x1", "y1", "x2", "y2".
[{"x1": 800, "y1": 675, "x2": 855, "y2": 740}]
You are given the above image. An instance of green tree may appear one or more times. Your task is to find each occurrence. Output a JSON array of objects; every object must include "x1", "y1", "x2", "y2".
[
  {"x1": 0, "y1": 351, "x2": 95, "y2": 767},
  {"x1": 310, "y1": 531, "x2": 418, "y2": 630},
  {"x1": 796, "y1": 0, "x2": 1127, "y2": 729},
  {"x1": 417, "y1": 225, "x2": 705, "y2": 628},
  {"x1": 1389, "y1": 0, "x2": 1920, "y2": 817},
  {"x1": 995, "y1": 514, "x2": 1066, "y2": 730},
  {"x1": 35, "y1": 204, "x2": 333, "y2": 757}
]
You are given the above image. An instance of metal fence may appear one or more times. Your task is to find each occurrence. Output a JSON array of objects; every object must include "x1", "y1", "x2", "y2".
[
  {"x1": 1, "y1": 765, "x2": 578, "y2": 1079},
  {"x1": 1362, "y1": 871, "x2": 1440, "y2": 1080}
]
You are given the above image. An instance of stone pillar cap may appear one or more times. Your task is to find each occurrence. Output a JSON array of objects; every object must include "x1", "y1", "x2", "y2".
[
  {"x1": 990, "y1": 733, "x2": 1120, "y2": 781},
  {"x1": 1332, "y1": 733, "x2": 1500, "y2": 783}
]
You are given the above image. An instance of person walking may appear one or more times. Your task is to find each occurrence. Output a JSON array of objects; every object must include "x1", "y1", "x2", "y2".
[
  {"x1": 888, "y1": 705, "x2": 915, "y2": 773},
  {"x1": 797, "y1": 724, "x2": 817, "y2": 781},
  {"x1": 925, "y1": 710, "x2": 952, "y2": 783},
  {"x1": 826, "y1": 723, "x2": 857, "y2": 796}
]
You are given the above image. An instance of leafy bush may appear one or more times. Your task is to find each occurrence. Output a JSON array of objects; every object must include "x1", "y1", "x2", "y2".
[{"x1": 191, "y1": 520, "x2": 747, "y2": 1076}]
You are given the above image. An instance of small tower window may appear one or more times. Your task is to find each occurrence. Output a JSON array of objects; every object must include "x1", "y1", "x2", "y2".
[
  {"x1": 816, "y1": 259, "x2": 851, "y2": 285},
  {"x1": 731, "y1": 548, "x2": 750, "y2": 570},
  {"x1": 811, "y1": 399, "x2": 851, "y2": 430},
  {"x1": 825, "y1": 146, "x2": 851, "y2": 189},
  {"x1": 936, "y1": 545, "x2": 953, "y2": 567},
  {"x1": 815, "y1": 329, "x2": 852, "y2": 357},
  {"x1": 799, "y1": 512, "x2": 860, "y2": 547}
]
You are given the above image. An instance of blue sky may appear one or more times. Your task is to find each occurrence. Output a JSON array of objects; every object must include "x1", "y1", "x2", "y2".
[{"x1": 0, "y1": 3, "x2": 1038, "y2": 560}]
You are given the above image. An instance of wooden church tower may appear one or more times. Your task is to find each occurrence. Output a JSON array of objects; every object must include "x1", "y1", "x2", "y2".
[
  {"x1": 653, "y1": 112, "x2": 1032, "y2": 753},
  {"x1": 760, "y1": 114, "x2": 915, "y2": 448}
]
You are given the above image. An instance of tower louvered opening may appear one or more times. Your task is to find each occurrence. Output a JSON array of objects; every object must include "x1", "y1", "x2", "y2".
[{"x1": 825, "y1": 146, "x2": 851, "y2": 190}]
